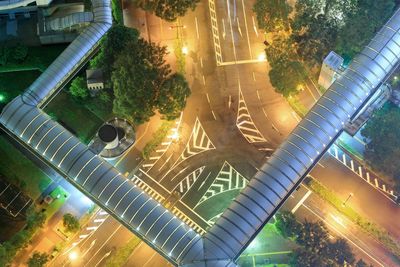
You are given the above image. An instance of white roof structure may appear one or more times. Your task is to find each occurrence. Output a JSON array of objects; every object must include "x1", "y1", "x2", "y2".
[
  {"x1": 0, "y1": 0, "x2": 51, "y2": 10},
  {"x1": 45, "y1": 12, "x2": 93, "y2": 31},
  {"x1": 1, "y1": 0, "x2": 400, "y2": 265}
]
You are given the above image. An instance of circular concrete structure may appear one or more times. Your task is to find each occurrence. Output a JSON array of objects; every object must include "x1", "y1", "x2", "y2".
[{"x1": 98, "y1": 124, "x2": 118, "y2": 149}]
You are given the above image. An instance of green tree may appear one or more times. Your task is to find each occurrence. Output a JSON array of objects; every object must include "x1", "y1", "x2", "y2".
[
  {"x1": 134, "y1": 0, "x2": 200, "y2": 22},
  {"x1": 99, "y1": 90, "x2": 111, "y2": 103},
  {"x1": 268, "y1": 60, "x2": 306, "y2": 97},
  {"x1": 361, "y1": 103, "x2": 400, "y2": 181},
  {"x1": 296, "y1": 221, "x2": 330, "y2": 255},
  {"x1": 335, "y1": 0, "x2": 395, "y2": 58},
  {"x1": 275, "y1": 211, "x2": 301, "y2": 239},
  {"x1": 13, "y1": 43, "x2": 28, "y2": 62},
  {"x1": 90, "y1": 25, "x2": 139, "y2": 78},
  {"x1": 26, "y1": 208, "x2": 46, "y2": 229},
  {"x1": 112, "y1": 39, "x2": 171, "y2": 124},
  {"x1": 328, "y1": 238, "x2": 355, "y2": 265},
  {"x1": 290, "y1": 247, "x2": 330, "y2": 267},
  {"x1": 157, "y1": 73, "x2": 190, "y2": 120},
  {"x1": 63, "y1": 213, "x2": 80, "y2": 233},
  {"x1": 290, "y1": 0, "x2": 351, "y2": 66},
  {"x1": 27, "y1": 252, "x2": 49, "y2": 267},
  {"x1": 69, "y1": 77, "x2": 88, "y2": 99},
  {"x1": 0, "y1": 45, "x2": 10, "y2": 66},
  {"x1": 253, "y1": 0, "x2": 292, "y2": 32}
]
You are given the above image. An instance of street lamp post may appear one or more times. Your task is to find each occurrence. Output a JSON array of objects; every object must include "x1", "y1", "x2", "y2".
[{"x1": 342, "y1": 192, "x2": 354, "y2": 207}]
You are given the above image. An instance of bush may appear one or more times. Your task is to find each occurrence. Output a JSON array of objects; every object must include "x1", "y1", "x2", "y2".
[
  {"x1": 27, "y1": 252, "x2": 49, "y2": 267},
  {"x1": 0, "y1": 208, "x2": 47, "y2": 266},
  {"x1": 142, "y1": 121, "x2": 174, "y2": 160},
  {"x1": 111, "y1": 0, "x2": 123, "y2": 25},
  {"x1": 275, "y1": 211, "x2": 301, "y2": 239},
  {"x1": 69, "y1": 76, "x2": 88, "y2": 99},
  {"x1": 63, "y1": 213, "x2": 80, "y2": 233}
]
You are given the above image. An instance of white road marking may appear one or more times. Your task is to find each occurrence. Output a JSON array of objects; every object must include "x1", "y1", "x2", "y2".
[
  {"x1": 208, "y1": 0, "x2": 223, "y2": 64},
  {"x1": 195, "y1": 161, "x2": 248, "y2": 209},
  {"x1": 291, "y1": 190, "x2": 312, "y2": 213},
  {"x1": 195, "y1": 17, "x2": 200, "y2": 39},
  {"x1": 226, "y1": 0, "x2": 237, "y2": 60},
  {"x1": 219, "y1": 59, "x2": 266, "y2": 66},
  {"x1": 251, "y1": 15, "x2": 258, "y2": 37},
  {"x1": 206, "y1": 93, "x2": 211, "y2": 103},
  {"x1": 211, "y1": 110, "x2": 217, "y2": 120},
  {"x1": 222, "y1": 18, "x2": 226, "y2": 40},
  {"x1": 93, "y1": 251, "x2": 111, "y2": 267},
  {"x1": 198, "y1": 172, "x2": 212, "y2": 190},
  {"x1": 240, "y1": 0, "x2": 253, "y2": 59},
  {"x1": 236, "y1": 17, "x2": 242, "y2": 37},
  {"x1": 236, "y1": 82, "x2": 268, "y2": 143},
  {"x1": 84, "y1": 225, "x2": 123, "y2": 267}
]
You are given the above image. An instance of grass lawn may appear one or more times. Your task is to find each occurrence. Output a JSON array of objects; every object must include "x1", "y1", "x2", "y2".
[
  {"x1": 194, "y1": 189, "x2": 241, "y2": 222},
  {"x1": 45, "y1": 91, "x2": 104, "y2": 144},
  {"x1": 0, "y1": 70, "x2": 41, "y2": 105},
  {"x1": 238, "y1": 224, "x2": 296, "y2": 267},
  {"x1": 0, "y1": 44, "x2": 67, "y2": 73},
  {"x1": 105, "y1": 236, "x2": 141, "y2": 267},
  {"x1": 43, "y1": 185, "x2": 70, "y2": 220},
  {"x1": 0, "y1": 135, "x2": 51, "y2": 199}
]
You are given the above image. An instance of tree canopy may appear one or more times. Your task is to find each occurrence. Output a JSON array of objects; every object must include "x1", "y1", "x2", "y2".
[
  {"x1": 275, "y1": 211, "x2": 301, "y2": 239},
  {"x1": 335, "y1": 0, "x2": 395, "y2": 58},
  {"x1": 361, "y1": 103, "x2": 400, "y2": 190},
  {"x1": 90, "y1": 25, "x2": 139, "y2": 79},
  {"x1": 157, "y1": 73, "x2": 190, "y2": 120},
  {"x1": 269, "y1": 60, "x2": 306, "y2": 97},
  {"x1": 112, "y1": 39, "x2": 170, "y2": 123},
  {"x1": 133, "y1": 0, "x2": 200, "y2": 21},
  {"x1": 253, "y1": 0, "x2": 396, "y2": 98},
  {"x1": 27, "y1": 252, "x2": 49, "y2": 267},
  {"x1": 112, "y1": 39, "x2": 190, "y2": 123},
  {"x1": 253, "y1": 0, "x2": 292, "y2": 32},
  {"x1": 63, "y1": 213, "x2": 80, "y2": 233},
  {"x1": 69, "y1": 77, "x2": 88, "y2": 99}
]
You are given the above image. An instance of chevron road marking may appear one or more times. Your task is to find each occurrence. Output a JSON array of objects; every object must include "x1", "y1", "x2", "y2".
[
  {"x1": 175, "y1": 166, "x2": 205, "y2": 197},
  {"x1": 195, "y1": 161, "x2": 248, "y2": 208},
  {"x1": 172, "y1": 118, "x2": 216, "y2": 170},
  {"x1": 236, "y1": 83, "x2": 268, "y2": 145}
]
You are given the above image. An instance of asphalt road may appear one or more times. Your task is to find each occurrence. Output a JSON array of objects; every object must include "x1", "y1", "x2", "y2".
[{"x1": 49, "y1": 0, "x2": 400, "y2": 266}]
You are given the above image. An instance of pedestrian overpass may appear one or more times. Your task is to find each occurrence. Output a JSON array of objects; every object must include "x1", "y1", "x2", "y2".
[{"x1": 1, "y1": 0, "x2": 400, "y2": 265}]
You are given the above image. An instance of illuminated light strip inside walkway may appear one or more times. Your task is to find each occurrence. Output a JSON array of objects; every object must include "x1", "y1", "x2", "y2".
[{"x1": 0, "y1": 0, "x2": 400, "y2": 265}]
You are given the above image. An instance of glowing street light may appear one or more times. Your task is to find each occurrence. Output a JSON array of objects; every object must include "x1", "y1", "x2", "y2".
[
  {"x1": 257, "y1": 53, "x2": 266, "y2": 61},
  {"x1": 342, "y1": 192, "x2": 354, "y2": 207},
  {"x1": 171, "y1": 131, "x2": 179, "y2": 140},
  {"x1": 69, "y1": 251, "x2": 79, "y2": 261},
  {"x1": 0, "y1": 93, "x2": 5, "y2": 102},
  {"x1": 182, "y1": 46, "x2": 188, "y2": 55}
]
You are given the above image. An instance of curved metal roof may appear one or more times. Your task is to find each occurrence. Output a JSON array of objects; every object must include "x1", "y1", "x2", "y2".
[
  {"x1": 180, "y1": 8, "x2": 400, "y2": 263},
  {"x1": 22, "y1": 0, "x2": 112, "y2": 106},
  {"x1": 0, "y1": 96, "x2": 203, "y2": 265},
  {"x1": 1, "y1": 0, "x2": 400, "y2": 265}
]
